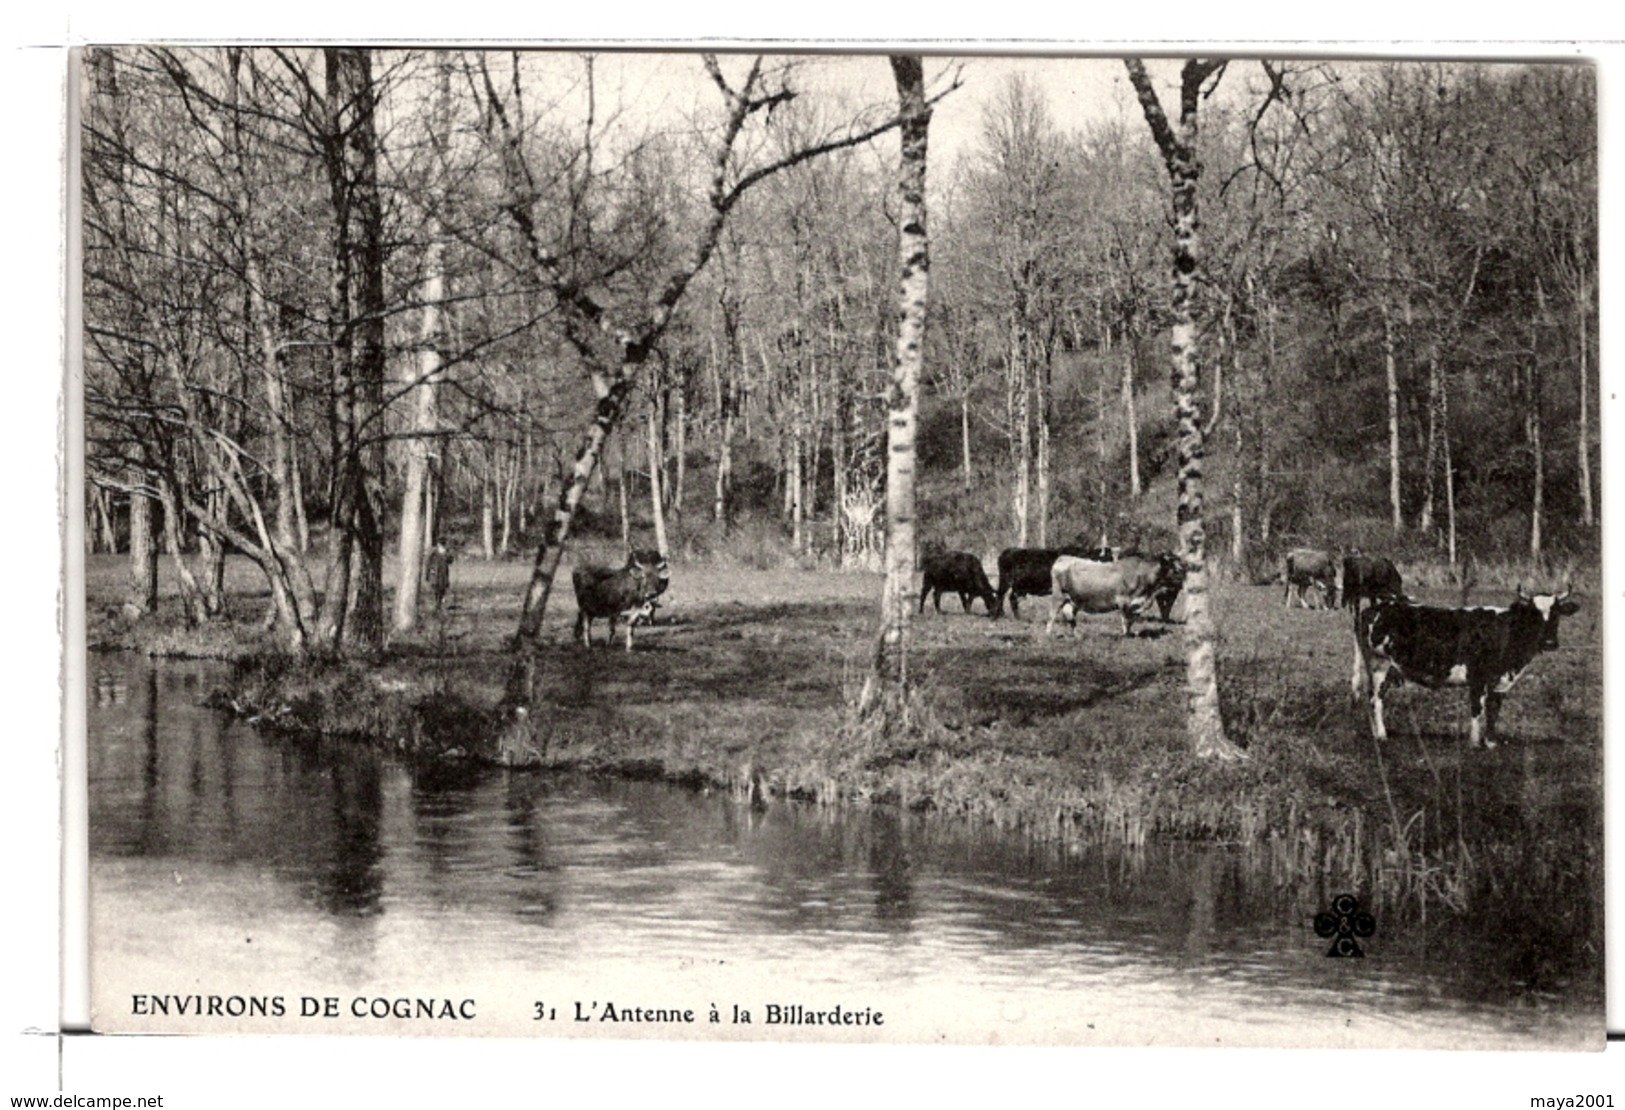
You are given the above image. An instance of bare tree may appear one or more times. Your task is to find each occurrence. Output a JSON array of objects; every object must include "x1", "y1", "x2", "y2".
[
  {"x1": 860, "y1": 55, "x2": 933, "y2": 715},
  {"x1": 476, "y1": 54, "x2": 956, "y2": 709},
  {"x1": 1125, "y1": 58, "x2": 1245, "y2": 762}
]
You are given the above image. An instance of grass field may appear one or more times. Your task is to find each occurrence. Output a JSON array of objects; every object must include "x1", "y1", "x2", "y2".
[{"x1": 83, "y1": 547, "x2": 1605, "y2": 995}]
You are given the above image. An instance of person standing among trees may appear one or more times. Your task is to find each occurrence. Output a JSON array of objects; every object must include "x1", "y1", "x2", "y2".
[{"x1": 426, "y1": 540, "x2": 452, "y2": 614}]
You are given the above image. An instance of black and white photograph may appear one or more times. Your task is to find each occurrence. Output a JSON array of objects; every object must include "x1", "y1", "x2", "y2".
[{"x1": 24, "y1": 29, "x2": 1622, "y2": 1104}]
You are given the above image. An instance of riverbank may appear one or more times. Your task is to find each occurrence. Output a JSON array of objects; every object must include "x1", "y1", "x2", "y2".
[{"x1": 86, "y1": 552, "x2": 1605, "y2": 997}]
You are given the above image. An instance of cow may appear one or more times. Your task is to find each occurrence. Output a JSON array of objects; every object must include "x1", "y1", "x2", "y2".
[
  {"x1": 918, "y1": 550, "x2": 998, "y2": 615},
  {"x1": 1351, "y1": 587, "x2": 1579, "y2": 748},
  {"x1": 571, "y1": 550, "x2": 671, "y2": 651},
  {"x1": 1150, "y1": 551, "x2": 1186, "y2": 621},
  {"x1": 1341, "y1": 553, "x2": 1403, "y2": 613},
  {"x1": 628, "y1": 547, "x2": 671, "y2": 624},
  {"x1": 1046, "y1": 553, "x2": 1182, "y2": 638},
  {"x1": 1283, "y1": 547, "x2": 1339, "y2": 609},
  {"x1": 993, "y1": 542, "x2": 1104, "y2": 618}
]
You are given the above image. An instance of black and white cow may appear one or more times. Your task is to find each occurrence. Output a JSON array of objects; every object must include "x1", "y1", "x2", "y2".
[
  {"x1": 918, "y1": 550, "x2": 998, "y2": 615},
  {"x1": 1283, "y1": 547, "x2": 1339, "y2": 609},
  {"x1": 1352, "y1": 587, "x2": 1579, "y2": 748}
]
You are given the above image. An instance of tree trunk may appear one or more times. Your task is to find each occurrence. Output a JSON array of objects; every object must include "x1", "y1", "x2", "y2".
[
  {"x1": 791, "y1": 399, "x2": 805, "y2": 552},
  {"x1": 648, "y1": 396, "x2": 669, "y2": 556},
  {"x1": 1124, "y1": 337, "x2": 1141, "y2": 499},
  {"x1": 1036, "y1": 345, "x2": 1050, "y2": 547},
  {"x1": 501, "y1": 452, "x2": 519, "y2": 555},
  {"x1": 617, "y1": 431, "x2": 632, "y2": 549},
  {"x1": 1008, "y1": 313, "x2": 1031, "y2": 545},
  {"x1": 291, "y1": 448, "x2": 310, "y2": 555},
  {"x1": 1230, "y1": 414, "x2": 1245, "y2": 566},
  {"x1": 860, "y1": 55, "x2": 931, "y2": 715},
  {"x1": 1382, "y1": 292, "x2": 1402, "y2": 532},
  {"x1": 960, "y1": 393, "x2": 973, "y2": 492},
  {"x1": 832, "y1": 352, "x2": 849, "y2": 565},
  {"x1": 127, "y1": 488, "x2": 158, "y2": 616},
  {"x1": 341, "y1": 48, "x2": 388, "y2": 652},
  {"x1": 392, "y1": 209, "x2": 444, "y2": 634},
  {"x1": 510, "y1": 350, "x2": 645, "y2": 700},
  {"x1": 1576, "y1": 274, "x2": 1593, "y2": 527},
  {"x1": 1126, "y1": 57, "x2": 1244, "y2": 761},
  {"x1": 481, "y1": 471, "x2": 496, "y2": 560},
  {"x1": 157, "y1": 483, "x2": 206, "y2": 627},
  {"x1": 1420, "y1": 351, "x2": 1439, "y2": 535},
  {"x1": 1529, "y1": 277, "x2": 1546, "y2": 559},
  {"x1": 672, "y1": 383, "x2": 687, "y2": 524},
  {"x1": 1442, "y1": 365, "x2": 1457, "y2": 568}
]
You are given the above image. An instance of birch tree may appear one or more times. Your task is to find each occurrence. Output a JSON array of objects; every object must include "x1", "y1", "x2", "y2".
[
  {"x1": 478, "y1": 54, "x2": 954, "y2": 709},
  {"x1": 860, "y1": 55, "x2": 932, "y2": 716},
  {"x1": 1125, "y1": 58, "x2": 1245, "y2": 762}
]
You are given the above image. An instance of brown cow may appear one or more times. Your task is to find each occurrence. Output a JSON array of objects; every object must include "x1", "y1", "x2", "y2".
[{"x1": 1046, "y1": 554, "x2": 1180, "y2": 638}]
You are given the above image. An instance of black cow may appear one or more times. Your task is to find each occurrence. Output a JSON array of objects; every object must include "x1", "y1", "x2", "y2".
[
  {"x1": 572, "y1": 550, "x2": 671, "y2": 651},
  {"x1": 993, "y1": 542, "x2": 1103, "y2": 618},
  {"x1": 1341, "y1": 553, "x2": 1403, "y2": 613},
  {"x1": 1150, "y1": 551, "x2": 1186, "y2": 621},
  {"x1": 1046, "y1": 554, "x2": 1182, "y2": 638},
  {"x1": 1283, "y1": 547, "x2": 1338, "y2": 609},
  {"x1": 1352, "y1": 587, "x2": 1579, "y2": 748},
  {"x1": 918, "y1": 550, "x2": 997, "y2": 615}
]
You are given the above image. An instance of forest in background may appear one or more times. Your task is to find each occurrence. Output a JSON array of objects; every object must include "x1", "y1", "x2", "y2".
[{"x1": 82, "y1": 50, "x2": 1599, "y2": 652}]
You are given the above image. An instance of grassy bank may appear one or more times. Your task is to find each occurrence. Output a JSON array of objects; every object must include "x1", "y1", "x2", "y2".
[{"x1": 85, "y1": 548, "x2": 1604, "y2": 988}]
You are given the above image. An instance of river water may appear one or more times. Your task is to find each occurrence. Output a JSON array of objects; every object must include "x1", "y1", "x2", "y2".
[{"x1": 85, "y1": 654, "x2": 1598, "y2": 1048}]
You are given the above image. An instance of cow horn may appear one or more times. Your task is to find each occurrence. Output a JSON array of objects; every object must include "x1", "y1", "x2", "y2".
[
  {"x1": 1556, "y1": 581, "x2": 1572, "y2": 602},
  {"x1": 1516, "y1": 582, "x2": 1530, "y2": 600}
]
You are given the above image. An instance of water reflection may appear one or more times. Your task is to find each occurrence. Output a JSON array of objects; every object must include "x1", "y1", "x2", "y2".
[{"x1": 85, "y1": 652, "x2": 1599, "y2": 1046}]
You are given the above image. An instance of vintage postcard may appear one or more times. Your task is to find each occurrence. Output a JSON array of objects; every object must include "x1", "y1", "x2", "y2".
[{"x1": 71, "y1": 44, "x2": 1605, "y2": 1071}]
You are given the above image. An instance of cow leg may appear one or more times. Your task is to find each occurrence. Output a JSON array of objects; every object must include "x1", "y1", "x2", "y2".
[
  {"x1": 1467, "y1": 683, "x2": 1499, "y2": 749},
  {"x1": 1045, "y1": 598, "x2": 1060, "y2": 638},
  {"x1": 1367, "y1": 662, "x2": 1390, "y2": 741},
  {"x1": 918, "y1": 582, "x2": 930, "y2": 614},
  {"x1": 1009, "y1": 592, "x2": 1021, "y2": 619},
  {"x1": 959, "y1": 591, "x2": 973, "y2": 613},
  {"x1": 1483, "y1": 691, "x2": 1503, "y2": 748},
  {"x1": 575, "y1": 612, "x2": 589, "y2": 647}
]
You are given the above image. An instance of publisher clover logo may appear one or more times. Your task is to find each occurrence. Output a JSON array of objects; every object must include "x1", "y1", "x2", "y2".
[{"x1": 1314, "y1": 894, "x2": 1376, "y2": 957}]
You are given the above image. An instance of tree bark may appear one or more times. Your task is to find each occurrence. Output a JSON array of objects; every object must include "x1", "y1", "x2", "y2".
[
  {"x1": 1420, "y1": 350, "x2": 1439, "y2": 535},
  {"x1": 648, "y1": 395, "x2": 670, "y2": 556},
  {"x1": 1124, "y1": 335, "x2": 1141, "y2": 499},
  {"x1": 1126, "y1": 57, "x2": 1244, "y2": 761},
  {"x1": 393, "y1": 228, "x2": 443, "y2": 634},
  {"x1": 1034, "y1": 334, "x2": 1051, "y2": 547},
  {"x1": 1008, "y1": 312, "x2": 1031, "y2": 545},
  {"x1": 861, "y1": 55, "x2": 932, "y2": 715},
  {"x1": 127, "y1": 488, "x2": 158, "y2": 616},
  {"x1": 1382, "y1": 291, "x2": 1402, "y2": 532},
  {"x1": 960, "y1": 393, "x2": 973, "y2": 493},
  {"x1": 1529, "y1": 276, "x2": 1546, "y2": 559}
]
